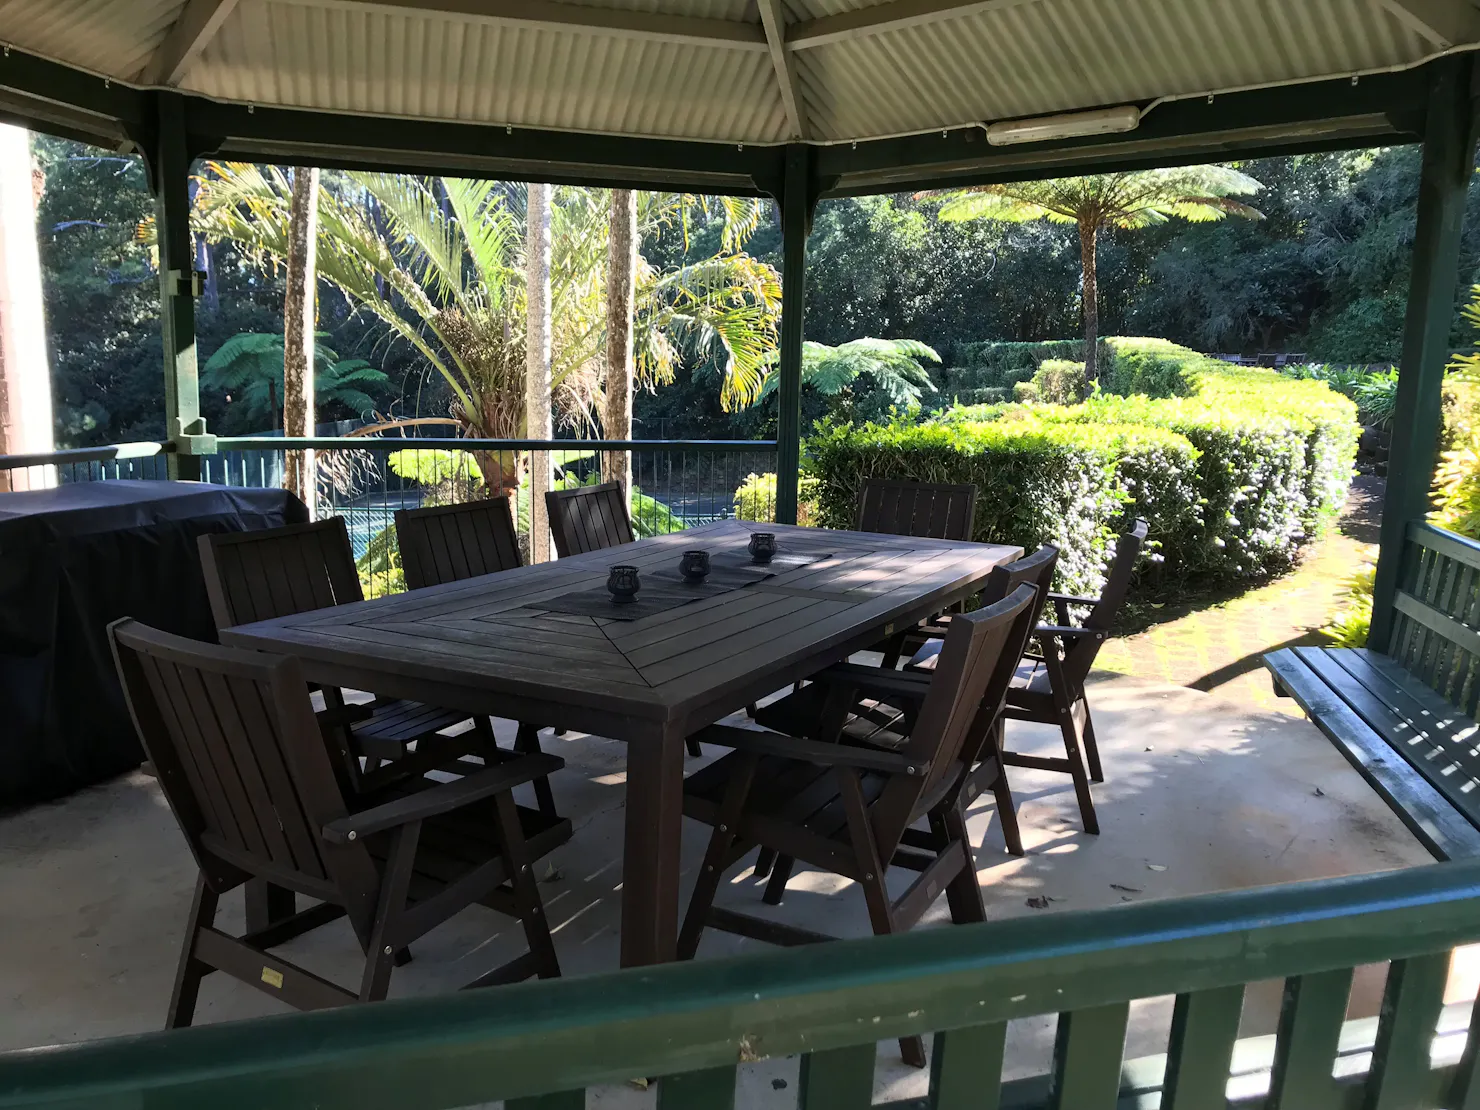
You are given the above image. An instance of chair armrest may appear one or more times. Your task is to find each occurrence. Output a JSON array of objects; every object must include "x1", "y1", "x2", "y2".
[
  {"x1": 1035, "y1": 624, "x2": 1107, "y2": 640},
  {"x1": 692, "y1": 723, "x2": 928, "y2": 776},
  {"x1": 315, "y1": 702, "x2": 375, "y2": 728},
  {"x1": 322, "y1": 753, "x2": 565, "y2": 844},
  {"x1": 1047, "y1": 592, "x2": 1101, "y2": 607},
  {"x1": 811, "y1": 662, "x2": 932, "y2": 703}
]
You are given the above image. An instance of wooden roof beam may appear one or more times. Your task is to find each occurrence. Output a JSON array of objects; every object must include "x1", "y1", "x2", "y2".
[
  {"x1": 757, "y1": 0, "x2": 807, "y2": 138},
  {"x1": 1376, "y1": 0, "x2": 1480, "y2": 49},
  {"x1": 142, "y1": 0, "x2": 241, "y2": 86},
  {"x1": 294, "y1": 0, "x2": 768, "y2": 50}
]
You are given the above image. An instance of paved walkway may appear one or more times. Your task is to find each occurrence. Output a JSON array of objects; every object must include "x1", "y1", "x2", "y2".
[{"x1": 1096, "y1": 478, "x2": 1381, "y2": 712}]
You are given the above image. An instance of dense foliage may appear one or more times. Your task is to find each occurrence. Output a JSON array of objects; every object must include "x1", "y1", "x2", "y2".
[
  {"x1": 807, "y1": 339, "x2": 1357, "y2": 595},
  {"x1": 33, "y1": 138, "x2": 1480, "y2": 449}
]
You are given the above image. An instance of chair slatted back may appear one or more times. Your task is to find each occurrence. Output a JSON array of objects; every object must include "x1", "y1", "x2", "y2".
[
  {"x1": 875, "y1": 585, "x2": 1037, "y2": 842},
  {"x1": 546, "y1": 482, "x2": 635, "y2": 558},
  {"x1": 396, "y1": 497, "x2": 522, "y2": 590},
  {"x1": 197, "y1": 518, "x2": 363, "y2": 630},
  {"x1": 959, "y1": 547, "x2": 1059, "y2": 766},
  {"x1": 855, "y1": 479, "x2": 977, "y2": 541},
  {"x1": 982, "y1": 544, "x2": 1058, "y2": 608},
  {"x1": 1062, "y1": 520, "x2": 1148, "y2": 685},
  {"x1": 108, "y1": 620, "x2": 375, "y2": 907}
]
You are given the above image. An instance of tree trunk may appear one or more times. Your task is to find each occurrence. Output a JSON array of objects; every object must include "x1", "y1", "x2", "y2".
[
  {"x1": 283, "y1": 166, "x2": 319, "y2": 516},
  {"x1": 603, "y1": 188, "x2": 637, "y2": 506},
  {"x1": 525, "y1": 181, "x2": 553, "y2": 561},
  {"x1": 1077, "y1": 214, "x2": 1100, "y2": 382},
  {"x1": 0, "y1": 125, "x2": 54, "y2": 492}
]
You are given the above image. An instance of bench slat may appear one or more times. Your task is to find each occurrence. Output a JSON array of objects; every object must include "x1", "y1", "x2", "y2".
[
  {"x1": 1265, "y1": 649, "x2": 1480, "y2": 861},
  {"x1": 1297, "y1": 648, "x2": 1480, "y2": 834}
]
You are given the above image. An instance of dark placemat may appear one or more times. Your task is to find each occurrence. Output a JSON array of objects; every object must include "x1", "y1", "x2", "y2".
[
  {"x1": 525, "y1": 549, "x2": 834, "y2": 621},
  {"x1": 532, "y1": 581, "x2": 726, "y2": 621}
]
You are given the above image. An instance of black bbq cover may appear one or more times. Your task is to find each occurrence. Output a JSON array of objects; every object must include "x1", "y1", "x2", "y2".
[{"x1": 0, "y1": 480, "x2": 307, "y2": 804}]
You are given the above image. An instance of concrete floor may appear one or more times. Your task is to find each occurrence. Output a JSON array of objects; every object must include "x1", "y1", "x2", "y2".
[{"x1": 0, "y1": 671, "x2": 1456, "y2": 1105}]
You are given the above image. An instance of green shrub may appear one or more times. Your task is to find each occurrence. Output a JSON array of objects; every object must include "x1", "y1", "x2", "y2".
[
  {"x1": 806, "y1": 414, "x2": 1199, "y2": 595},
  {"x1": 733, "y1": 471, "x2": 820, "y2": 526},
  {"x1": 943, "y1": 339, "x2": 1111, "y2": 393},
  {"x1": 1032, "y1": 359, "x2": 1093, "y2": 404},
  {"x1": 947, "y1": 386, "x2": 1012, "y2": 406},
  {"x1": 1011, "y1": 381, "x2": 1040, "y2": 403},
  {"x1": 818, "y1": 338, "x2": 1358, "y2": 592},
  {"x1": 1099, "y1": 339, "x2": 1197, "y2": 398}
]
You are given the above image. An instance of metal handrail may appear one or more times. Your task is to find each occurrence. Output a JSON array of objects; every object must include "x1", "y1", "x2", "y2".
[
  {"x1": 2, "y1": 858, "x2": 1478, "y2": 1108},
  {"x1": 0, "y1": 441, "x2": 170, "y2": 470},
  {"x1": 214, "y1": 437, "x2": 778, "y2": 451}
]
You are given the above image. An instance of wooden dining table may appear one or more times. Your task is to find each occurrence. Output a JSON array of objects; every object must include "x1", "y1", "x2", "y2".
[{"x1": 222, "y1": 519, "x2": 1021, "y2": 967}]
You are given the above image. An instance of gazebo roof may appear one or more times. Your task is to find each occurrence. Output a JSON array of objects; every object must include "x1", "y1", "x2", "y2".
[{"x1": 1, "y1": 0, "x2": 1473, "y2": 149}]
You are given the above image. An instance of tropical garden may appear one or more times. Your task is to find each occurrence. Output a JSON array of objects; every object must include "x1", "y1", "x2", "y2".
[{"x1": 26, "y1": 134, "x2": 1480, "y2": 618}]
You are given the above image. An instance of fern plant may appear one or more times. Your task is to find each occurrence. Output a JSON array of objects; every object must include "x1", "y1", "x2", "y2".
[
  {"x1": 202, "y1": 331, "x2": 387, "y2": 432},
  {"x1": 758, "y1": 338, "x2": 940, "y2": 410}
]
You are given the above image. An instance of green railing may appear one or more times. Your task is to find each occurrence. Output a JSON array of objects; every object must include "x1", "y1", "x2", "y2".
[
  {"x1": 1388, "y1": 522, "x2": 1480, "y2": 717},
  {"x1": 4, "y1": 859, "x2": 1480, "y2": 1109}
]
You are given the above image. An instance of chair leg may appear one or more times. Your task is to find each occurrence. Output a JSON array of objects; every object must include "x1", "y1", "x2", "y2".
[
  {"x1": 762, "y1": 855, "x2": 795, "y2": 905},
  {"x1": 492, "y1": 790, "x2": 561, "y2": 979},
  {"x1": 244, "y1": 879, "x2": 295, "y2": 933},
  {"x1": 753, "y1": 847, "x2": 776, "y2": 879},
  {"x1": 513, "y1": 722, "x2": 559, "y2": 817},
  {"x1": 838, "y1": 768, "x2": 925, "y2": 1070},
  {"x1": 686, "y1": 737, "x2": 703, "y2": 758},
  {"x1": 992, "y1": 765, "x2": 1025, "y2": 858},
  {"x1": 1080, "y1": 700, "x2": 1104, "y2": 783},
  {"x1": 678, "y1": 756, "x2": 759, "y2": 960},
  {"x1": 938, "y1": 808, "x2": 986, "y2": 926},
  {"x1": 1057, "y1": 709, "x2": 1100, "y2": 836},
  {"x1": 360, "y1": 822, "x2": 420, "y2": 1003},
  {"x1": 166, "y1": 874, "x2": 220, "y2": 1030}
]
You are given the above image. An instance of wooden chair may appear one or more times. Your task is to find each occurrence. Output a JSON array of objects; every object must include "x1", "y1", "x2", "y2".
[
  {"x1": 545, "y1": 481, "x2": 634, "y2": 558},
  {"x1": 197, "y1": 518, "x2": 492, "y2": 791},
  {"x1": 395, "y1": 496, "x2": 521, "y2": 590},
  {"x1": 855, "y1": 477, "x2": 977, "y2": 541},
  {"x1": 676, "y1": 584, "x2": 1038, "y2": 1068},
  {"x1": 907, "y1": 521, "x2": 1146, "y2": 836},
  {"x1": 992, "y1": 519, "x2": 1146, "y2": 835},
  {"x1": 393, "y1": 497, "x2": 564, "y2": 805},
  {"x1": 853, "y1": 478, "x2": 978, "y2": 668},
  {"x1": 108, "y1": 619, "x2": 568, "y2": 1028},
  {"x1": 753, "y1": 544, "x2": 1059, "y2": 898}
]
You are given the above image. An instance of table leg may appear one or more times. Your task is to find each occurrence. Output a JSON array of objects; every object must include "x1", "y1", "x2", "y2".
[{"x1": 620, "y1": 728, "x2": 686, "y2": 967}]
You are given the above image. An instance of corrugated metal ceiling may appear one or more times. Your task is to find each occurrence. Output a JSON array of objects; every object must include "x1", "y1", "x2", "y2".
[{"x1": 0, "y1": 0, "x2": 1469, "y2": 144}]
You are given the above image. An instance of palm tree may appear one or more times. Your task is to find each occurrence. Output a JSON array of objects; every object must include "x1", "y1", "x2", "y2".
[
  {"x1": 201, "y1": 332, "x2": 388, "y2": 433},
  {"x1": 189, "y1": 167, "x2": 781, "y2": 491},
  {"x1": 758, "y1": 337, "x2": 940, "y2": 409},
  {"x1": 925, "y1": 167, "x2": 1264, "y2": 379},
  {"x1": 604, "y1": 188, "x2": 637, "y2": 497},
  {"x1": 282, "y1": 166, "x2": 319, "y2": 509}
]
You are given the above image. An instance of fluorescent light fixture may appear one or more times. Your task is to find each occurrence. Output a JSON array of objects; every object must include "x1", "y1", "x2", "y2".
[{"x1": 986, "y1": 105, "x2": 1141, "y2": 146}]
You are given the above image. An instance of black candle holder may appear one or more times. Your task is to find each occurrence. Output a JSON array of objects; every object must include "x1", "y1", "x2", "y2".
[
  {"x1": 748, "y1": 532, "x2": 777, "y2": 564},
  {"x1": 607, "y1": 565, "x2": 640, "y2": 604},
  {"x1": 680, "y1": 550, "x2": 710, "y2": 582}
]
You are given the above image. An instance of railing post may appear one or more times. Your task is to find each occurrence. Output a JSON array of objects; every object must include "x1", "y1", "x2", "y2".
[
  {"x1": 148, "y1": 92, "x2": 210, "y2": 480},
  {"x1": 1371, "y1": 56, "x2": 1478, "y2": 649},
  {"x1": 774, "y1": 144, "x2": 814, "y2": 527}
]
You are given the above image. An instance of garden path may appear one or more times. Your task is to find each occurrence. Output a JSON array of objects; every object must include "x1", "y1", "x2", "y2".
[{"x1": 1096, "y1": 477, "x2": 1381, "y2": 712}]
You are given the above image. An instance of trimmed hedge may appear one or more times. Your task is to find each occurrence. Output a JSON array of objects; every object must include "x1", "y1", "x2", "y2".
[
  {"x1": 808, "y1": 414, "x2": 1200, "y2": 595},
  {"x1": 808, "y1": 338, "x2": 1358, "y2": 596}
]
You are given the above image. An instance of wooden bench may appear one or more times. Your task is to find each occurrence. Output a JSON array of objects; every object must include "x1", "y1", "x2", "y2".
[{"x1": 1266, "y1": 522, "x2": 1480, "y2": 861}]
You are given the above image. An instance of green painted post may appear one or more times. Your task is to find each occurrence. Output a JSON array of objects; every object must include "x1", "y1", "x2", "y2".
[
  {"x1": 774, "y1": 143, "x2": 811, "y2": 526},
  {"x1": 150, "y1": 92, "x2": 208, "y2": 480},
  {"x1": 1371, "y1": 57, "x2": 1477, "y2": 649}
]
